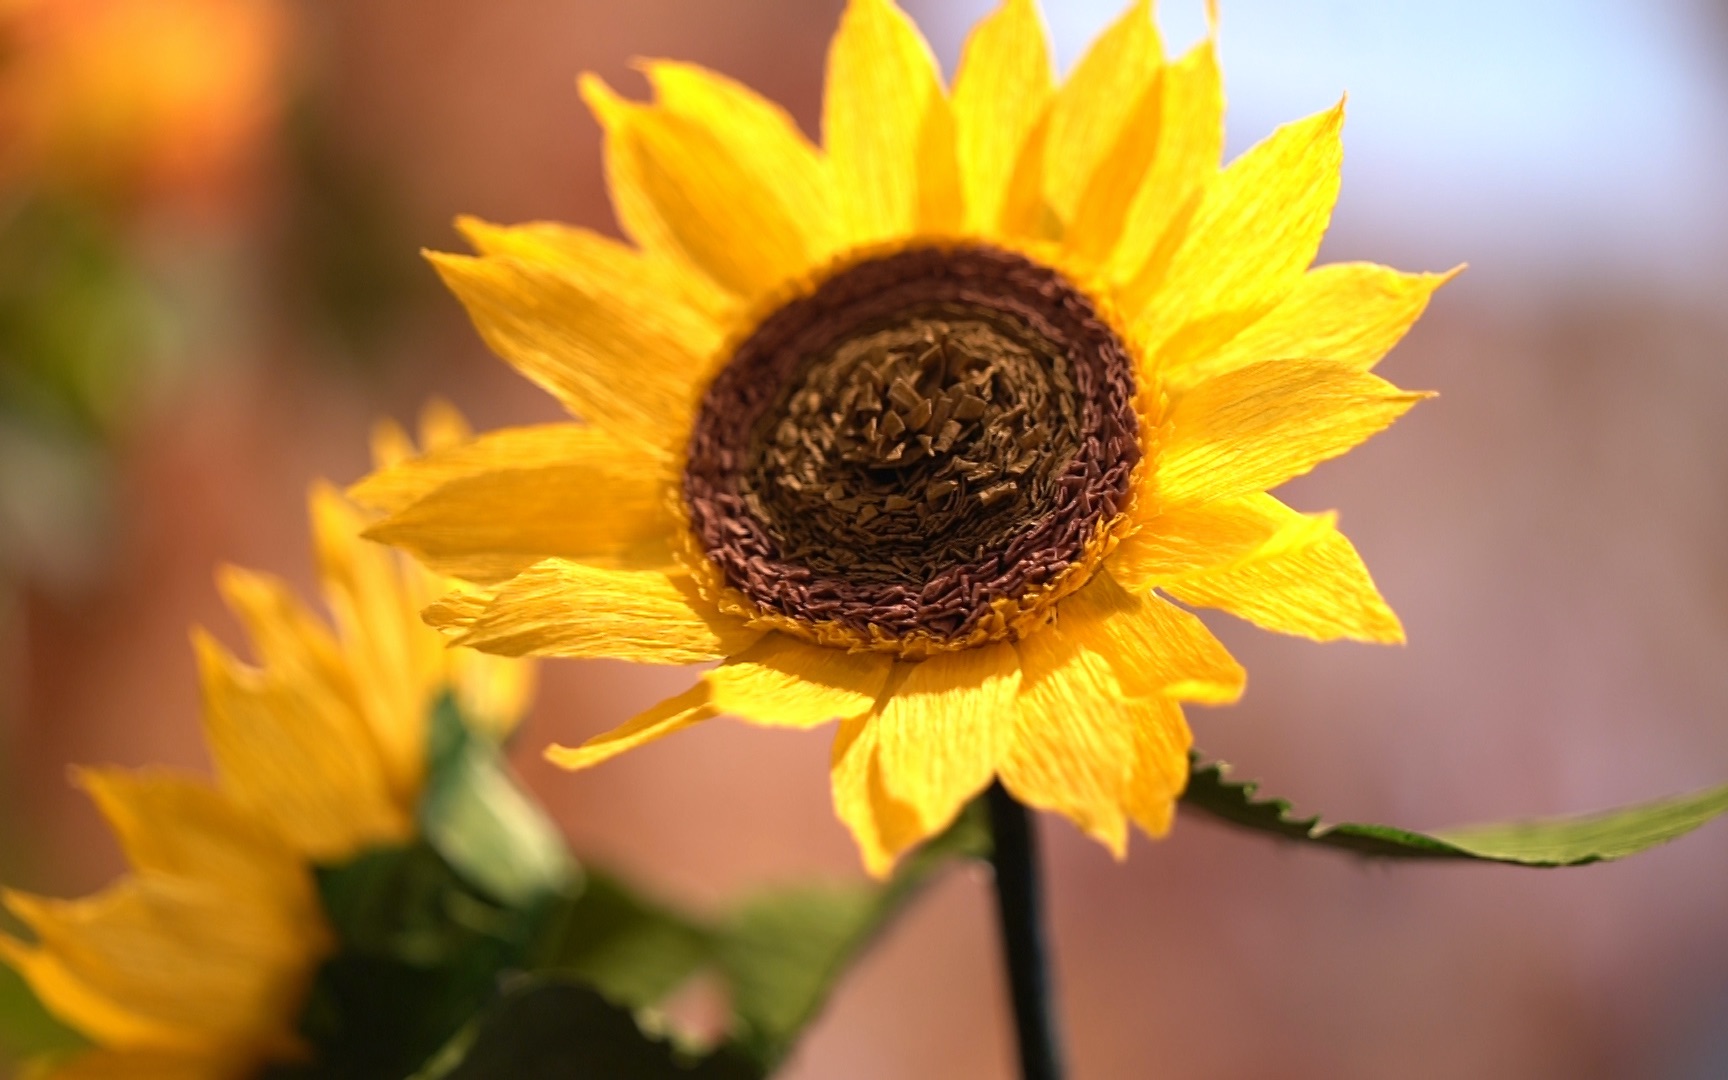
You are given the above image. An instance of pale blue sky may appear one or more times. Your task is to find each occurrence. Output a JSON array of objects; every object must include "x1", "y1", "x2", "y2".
[{"x1": 906, "y1": 1, "x2": 1728, "y2": 295}]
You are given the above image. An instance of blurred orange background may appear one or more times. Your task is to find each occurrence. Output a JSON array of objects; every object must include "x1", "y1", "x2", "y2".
[{"x1": 3, "y1": 1, "x2": 1726, "y2": 1077}]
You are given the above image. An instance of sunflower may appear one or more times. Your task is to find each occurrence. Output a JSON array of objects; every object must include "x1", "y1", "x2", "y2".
[
  {"x1": 357, "y1": 0, "x2": 1446, "y2": 875},
  {"x1": 0, "y1": 408, "x2": 534, "y2": 1077}
]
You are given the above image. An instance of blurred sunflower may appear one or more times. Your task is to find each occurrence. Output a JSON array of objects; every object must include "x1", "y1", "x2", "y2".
[
  {"x1": 0, "y1": 408, "x2": 534, "y2": 1076},
  {"x1": 357, "y1": 0, "x2": 1448, "y2": 874}
]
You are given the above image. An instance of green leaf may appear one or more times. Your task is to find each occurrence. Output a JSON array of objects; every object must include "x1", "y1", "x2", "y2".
[
  {"x1": 421, "y1": 977, "x2": 762, "y2": 1080},
  {"x1": 0, "y1": 960, "x2": 87, "y2": 1064},
  {"x1": 1182, "y1": 753, "x2": 1728, "y2": 865},
  {"x1": 531, "y1": 871, "x2": 715, "y2": 1011},
  {"x1": 714, "y1": 800, "x2": 992, "y2": 1069},
  {"x1": 420, "y1": 694, "x2": 574, "y2": 908}
]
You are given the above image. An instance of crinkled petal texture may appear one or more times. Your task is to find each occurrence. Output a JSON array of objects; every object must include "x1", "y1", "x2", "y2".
[
  {"x1": 363, "y1": 0, "x2": 1445, "y2": 873},
  {"x1": 0, "y1": 772, "x2": 328, "y2": 1067}
]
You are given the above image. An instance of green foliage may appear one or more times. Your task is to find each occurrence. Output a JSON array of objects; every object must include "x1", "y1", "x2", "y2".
[
  {"x1": 418, "y1": 978, "x2": 762, "y2": 1080},
  {"x1": 532, "y1": 871, "x2": 715, "y2": 1011},
  {"x1": 1182, "y1": 754, "x2": 1728, "y2": 865}
]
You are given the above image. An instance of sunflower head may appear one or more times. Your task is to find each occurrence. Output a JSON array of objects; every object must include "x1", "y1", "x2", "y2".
[{"x1": 361, "y1": 0, "x2": 1448, "y2": 875}]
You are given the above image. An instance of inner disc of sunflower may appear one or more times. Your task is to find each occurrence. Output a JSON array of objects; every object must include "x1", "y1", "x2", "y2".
[{"x1": 684, "y1": 245, "x2": 1140, "y2": 647}]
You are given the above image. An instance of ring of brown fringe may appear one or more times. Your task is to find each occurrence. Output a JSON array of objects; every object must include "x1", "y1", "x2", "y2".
[{"x1": 683, "y1": 244, "x2": 1140, "y2": 646}]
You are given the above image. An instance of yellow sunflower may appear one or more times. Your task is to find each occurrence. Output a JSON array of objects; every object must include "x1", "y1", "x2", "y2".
[
  {"x1": 357, "y1": 0, "x2": 1447, "y2": 876},
  {"x1": 1, "y1": 408, "x2": 534, "y2": 1077}
]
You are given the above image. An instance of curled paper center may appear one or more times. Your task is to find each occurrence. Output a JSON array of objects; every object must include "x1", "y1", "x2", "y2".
[{"x1": 683, "y1": 245, "x2": 1140, "y2": 645}]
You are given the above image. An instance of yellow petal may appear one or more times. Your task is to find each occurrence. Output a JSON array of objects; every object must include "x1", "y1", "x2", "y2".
[
  {"x1": 1108, "y1": 493, "x2": 1291, "y2": 591},
  {"x1": 951, "y1": 0, "x2": 1053, "y2": 234},
  {"x1": 213, "y1": 566, "x2": 349, "y2": 700},
  {"x1": 873, "y1": 644, "x2": 1020, "y2": 837},
  {"x1": 823, "y1": 0, "x2": 960, "y2": 244},
  {"x1": 1164, "y1": 262, "x2": 1459, "y2": 390},
  {"x1": 1123, "y1": 694, "x2": 1192, "y2": 839},
  {"x1": 25, "y1": 1048, "x2": 254, "y2": 1080},
  {"x1": 77, "y1": 771, "x2": 309, "y2": 906},
  {"x1": 430, "y1": 560, "x2": 762, "y2": 663},
  {"x1": 1163, "y1": 500, "x2": 1404, "y2": 643},
  {"x1": 1059, "y1": 572, "x2": 1244, "y2": 704},
  {"x1": 456, "y1": 215, "x2": 733, "y2": 325},
  {"x1": 545, "y1": 683, "x2": 715, "y2": 771},
  {"x1": 427, "y1": 251, "x2": 717, "y2": 457},
  {"x1": 578, "y1": 71, "x2": 830, "y2": 299},
  {"x1": 1126, "y1": 101, "x2": 1345, "y2": 360},
  {"x1": 360, "y1": 427, "x2": 674, "y2": 584},
  {"x1": 1041, "y1": 0, "x2": 1161, "y2": 226},
  {"x1": 829, "y1": 715, "x2": 926, "y2": 878},
  {"x1": 1000, "y1": 625, "x2": 1131, "y2": 855},
  {"x1": 193, "y1": 630, "x2": 408, "y2": 861},
  {"x1": 368, "y1": 417, "x2": 416, "y2": 475},
  {"x1": 1, "y1": 878, "x2": 315, "y2": 1058},
  {"x1": 1157, "y1": 359, "x2": 1429, "y2": 507},
  {"x1": 704, "y1": 634, "x2": 892, "y2": 729},
  {"x1": 1101, "y1": 39, "x2": 1223, "y2": 283}
]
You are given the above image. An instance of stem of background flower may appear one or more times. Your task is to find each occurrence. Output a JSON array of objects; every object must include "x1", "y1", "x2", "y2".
[{"x1": 986, "y1": 781, "x2": 1065, "y2": 1080}]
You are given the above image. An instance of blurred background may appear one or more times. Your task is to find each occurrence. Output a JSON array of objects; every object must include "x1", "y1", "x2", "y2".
[{"x1": 2, "y1": 0, "x2": 1726, "y2": 1076}]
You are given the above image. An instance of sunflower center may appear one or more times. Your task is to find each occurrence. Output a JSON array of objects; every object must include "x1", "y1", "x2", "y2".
[{"x1": 684, "y1": 245, "x2": 1139, "y2": 649}]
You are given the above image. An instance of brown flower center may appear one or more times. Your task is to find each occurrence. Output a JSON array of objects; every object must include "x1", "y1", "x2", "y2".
[{"x1": 683, "y1": 245, "x2": 1139, "y2": 646}]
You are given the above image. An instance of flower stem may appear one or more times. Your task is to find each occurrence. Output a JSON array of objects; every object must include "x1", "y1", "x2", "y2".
[{"x1": 985, "y1": 782, "x2": 1064, "y2": 1080}]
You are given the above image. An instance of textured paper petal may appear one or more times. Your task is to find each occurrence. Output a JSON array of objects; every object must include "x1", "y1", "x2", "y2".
[
  {"x1": 1102, "y1": 39, "x2": 1223, "y2": 283},
  {"x1": 362, "y1": 431, "x2": 674, "y2": 585},
  {"x1": 428, "y1": 251, "x2": 716, "y2": 456},
  {"x1": 1164, "y1": 500, "x2": 1405, "y2": 643},
  {"x1": 1127, "y1": 102, "x2": 1345, "y2": 359},
  {"x1": 1001, "y1": 626, "x2": 1132, "y2": 855},
  {"x1": 829, "y1": 715, "x2": 926, "y2": 879},
  {"x1": 1165, "y1": 261, "x2": 1458, "y2": 389},
  {"x1": 579, "y1": 71, "x2": 831, "y2": 298},
  {"x1": 1060, "y1": 572, "x2": 1245, "y2": 704},
  {"x1": 951, "y1": 0, "x2": 1053, "y2": 233},
  {"x1": 704, "y1": 634, "x2": 893, "y2": 730},
  {"x1": 823, "y1": 0, "x2": 960, "y2": 244},
  {"x1": 1123, "y1": 694, "x2": 1193, "y2": 839},
  {"x1": 873, "y1": 645, "x2": 1020, "y2": 835},
  {"x1": 1108, "y1": 492, "x2": 1292, "y2": 591},
  {"x1": 544, "y1": 683, "x2": 715, "y2": 771},
  {"x1": 1158, "y1": 359, "x2": 1429, "y2": 507},
  {"x1": 193, "y1": 631, "x2": 408, "y2": 862},
  {"x1": 432, "y1": 560, "x2": 761, "y2": 663},
  {"x1": 1040, "y1": 0, "x2": 1161, "y2": 225}
]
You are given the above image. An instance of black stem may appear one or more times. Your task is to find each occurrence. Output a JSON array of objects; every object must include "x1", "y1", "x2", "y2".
[{"x1": 985, "y1": 782, "x2": 1065, "y2": 1080}]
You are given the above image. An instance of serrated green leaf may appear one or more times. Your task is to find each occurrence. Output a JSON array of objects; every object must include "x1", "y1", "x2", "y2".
[
  {"x1": 0, "y1": 959, "x2": 87, "y2": 1063},
  {"x1": 715, "y1": 800, "x2": 992, "y2": 1068},
  {"x1": 423, "y1": 977, "x2": 762, "y2": 1080},
  {"x1": 531, "y1": 871, "x2": 715, "y2": 1010},
  {"x1": 420, "y1": 694, "x2": 574, "y2": 908},
  {"x1": 1182, "y1": 753, "x2": 1728, "y2": 865}
]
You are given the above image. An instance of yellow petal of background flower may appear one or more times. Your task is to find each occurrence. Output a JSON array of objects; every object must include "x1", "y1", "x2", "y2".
[
  {"x1": 1157, "y1": 359, "x2": 1429, "y2": 507},
  {"x1": 193, "y1": 630, "x2": 408, "y2": 861},
  {"x1": 823, "y1": 0, "x2": 960, "y2": 244},
  {"x1": 545, "y1": 683, "x2": 716, "y2": 772},
  {"x1": 1163, "y1": 500, "x2": 1405, "y2": 643},
  {"x1": 829, "y1": 715, "x2": 927, "y2": 878},
  {"x1": 1108, "y1": 493, "x2": 1290, "y2": 592},
  {"x1": 872, "y1": 644, "x2": 1020, "y2": 837},
  {"x1": 1162, "y1": 261, "x2": 1459, "y2": 390},
  {"x1": 1123, "y1": 694, "x2": 1193, "y2": 839},
  {"x1": 427, "y1": 251, "x2": 717, "y2": 457},
  {"x1": 579, "y1": 72, "x2": 830, "y2": 299},
  {"x1": 360, "y1": 427, "x2": 674, "y2": 584},
  {"x1": 951, "y1": 0, "x2": 1053, "y2": 234},
  {"x1": 1100, "y1": 39, "x2": 1223, "y2": 283},
  {"x1": 25, "y1": 1047, "x2": 252, "y2": 1080},
  {"x1": 1059, "y1": 572, "x2": 1244, "y2": 704},
  {"x1": 1040, "y1": 0, "x2": 1161, "y2": 226},
  {"x1": 704, "y1": 633, "x2": 892, "y2": 729},
  {"x1": 431, "y1": 560, "x2": 761, "y2": 663},
  {"x1": 1001, "y1": 624, "x2": 1132, "y2": 855},
  {"x1": 1126, "y1": 101, "x2": 1344, "y2": 361}
]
